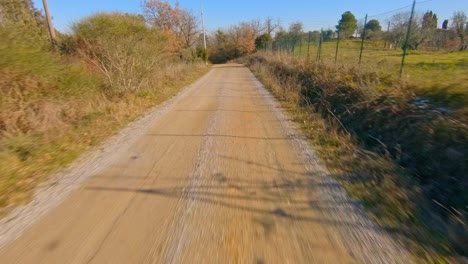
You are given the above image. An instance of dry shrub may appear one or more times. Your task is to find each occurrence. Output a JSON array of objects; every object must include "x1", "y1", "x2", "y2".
[
  {"x1": 0, "y1": 69, "x2": 68, "y2": 137},
  {"x1": 70, "y1": 13, "x2": 173, "y2": 95}
]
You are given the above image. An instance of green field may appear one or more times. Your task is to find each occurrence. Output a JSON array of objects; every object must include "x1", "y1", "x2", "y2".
[{"x1": 273, "y1": 40, "x2": 468, "y2": 111}]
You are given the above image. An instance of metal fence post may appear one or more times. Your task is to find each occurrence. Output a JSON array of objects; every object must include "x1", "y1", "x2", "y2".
[
  {"x1": 307, "y1": 31, "x2": 311, "y2": 62},
  {"x1": 400, "y1": 0, "x2": 416, "y2": 77},
  {"x1": 359, "y1": 14, "x2": 368, "y2": 65},
  {"x1": 317, "y1": 28, "x2": 323, "y2": 62},
  {"x1": 335, "y1": 30, "x2": 340, "y2": 64},
  {"x1": 299, "y1": 35, "x2": 302, "y2": 58}
]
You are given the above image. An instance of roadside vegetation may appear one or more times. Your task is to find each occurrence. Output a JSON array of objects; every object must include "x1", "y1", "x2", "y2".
[
  {"x1": 210, "y1": 8, "x2": 467, "y2": 263},
  {"x1": 288, "y1": 40, "x2": 468, "y2": 112},
  {"x1": 1, "y1": 0, "x2": 466, "y2": 261},
  {"x1": 243, "y1": 53, "x2": 466, "y2": 262},
  {"x1": 0, "y1": 0, "x2": 208, "y2": 215}
]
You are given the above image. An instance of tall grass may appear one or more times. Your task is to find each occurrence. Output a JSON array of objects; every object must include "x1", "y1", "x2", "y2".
[
  {"x1": 291, "y1": 40, "x2": 468, "y2": 109},
  {"x1": 243, "y1": 52, "x2": 467, "y2": 261}
]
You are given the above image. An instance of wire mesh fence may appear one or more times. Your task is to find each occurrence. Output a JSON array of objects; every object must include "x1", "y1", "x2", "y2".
[{"x1": 258, "y1": 0, "x2": 466, "y2": 81}]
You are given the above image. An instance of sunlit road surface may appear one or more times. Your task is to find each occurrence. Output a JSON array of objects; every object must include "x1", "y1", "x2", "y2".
[{"x1": 0, "y1": 64, "x2": 409, "y2": 263}]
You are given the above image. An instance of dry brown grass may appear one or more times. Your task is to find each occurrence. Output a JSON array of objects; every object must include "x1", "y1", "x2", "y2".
[
  {"x1": 0, "y1": 61, "x2": 209, "y2": 216},
  {"x1": 243, "y1": 53, "x2": 467, "y2": 263}
]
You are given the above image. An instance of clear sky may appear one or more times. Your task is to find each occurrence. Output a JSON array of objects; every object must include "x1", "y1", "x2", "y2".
[{"x1": 32, "y1": 0, "x2": 467, "y2": 33}]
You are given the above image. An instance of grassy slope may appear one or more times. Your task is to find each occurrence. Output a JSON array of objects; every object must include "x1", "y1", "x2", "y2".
[
  {"x1": 243, "y1": 52, "x2": 467, "y2": 263},
  {"x1": 0, "y1": 42, "x2": 209, "y2": 215}
]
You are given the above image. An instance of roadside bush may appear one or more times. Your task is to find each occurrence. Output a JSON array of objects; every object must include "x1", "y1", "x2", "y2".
[
  {"x1": 0, "y1": 27, "x2": 102, "y2": 137},
  {"x1": 70, "y1": 13, "x2": 172, "y2": 95},
  {"x1": 196, "y1": 47, "x2": 208, "y2": 62}
]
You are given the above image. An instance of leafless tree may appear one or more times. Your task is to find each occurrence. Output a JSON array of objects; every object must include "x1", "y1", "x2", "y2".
[
  {"x1": 451, "y1": 11, "x2": 467, "y2": 50},
  {"x1": 142, "y1": 0, "x2": 179, "y2": 31},
  {"x1": 386, "y1": 11, "x2": 423, "y2": 49},
  {"x1": 142, "y1": 0, "x2": 199, "y2": 48},
  {"x1": 179, "y1": 10, "x2": 199, "y2": 48},
  {"x1": 249, "y1": 19, "x2": 265, "y2": 37},
  {"x1": 265, "y1": 16, "x2": 280, "y2": 36}
]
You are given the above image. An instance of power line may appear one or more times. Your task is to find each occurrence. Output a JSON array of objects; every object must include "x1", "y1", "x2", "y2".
[{"x1": 367, "y1": 0, "x2": 432, "y2": 18}]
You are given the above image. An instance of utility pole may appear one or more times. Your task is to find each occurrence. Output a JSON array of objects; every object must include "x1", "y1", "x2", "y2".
[
  {"x1": 42, "y1": 0, "x2": 57, "y2": 50},
  {"x1": 201, "y1": 4, "x2": 207, "y2": 65}
]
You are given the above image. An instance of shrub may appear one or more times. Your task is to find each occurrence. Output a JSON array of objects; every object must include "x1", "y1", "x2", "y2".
[
  {"x1": 196, "y1": 47, "x2": 208, "y2": 62},
  {"x1": 71, "y1": 13, "x2": 171, "y2": 95},
  {"x1": 0, "y1": 28, "x2": 102, "y2": 137}
]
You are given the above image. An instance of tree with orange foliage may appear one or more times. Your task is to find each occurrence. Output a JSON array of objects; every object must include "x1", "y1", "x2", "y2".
[
  {"x1": 208, "y1": 22, "x2": 257, "y2": 63},
  {"x1": 229, "y1": 22, "x2": 256, "y2": 56}
]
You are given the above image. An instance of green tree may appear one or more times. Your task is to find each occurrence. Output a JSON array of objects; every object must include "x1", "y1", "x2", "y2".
[
  {"x1": 420, "y1": 11, "x2": 438, "y2": 48},
  {"x1": 442, "y1": 19, "x2": 449, "y2": 29},
  {"x1": 336, "y1": 11, "x2": 357, "y2": 37},
  {"x1": 288, "y1": 21, "x2": 303, "y2": 52},
  {"x1": 363, "y1": 19, "x2": 382, "y2": 40},
  {"x1": 273, "y1": 28, "x2": 288, "y2": 50},
  {"x1": 72, "y1": 13, "x2": 169, "y2": 93},
  {"x1": 255, "y1": 33, "x2": 272, "y2": 50},
  {"x1": 322, "y1": 29, "x2": 335, "y2": 41},
  {"x1": 365, "y1": 19, "x2": 381, "y2": 32},
  {"x1": 422, "y1": 11, "x2": 438, "y2": 30},
  {"x1": 208, "y1": 30, "x2": 230, "y2": 63},
  {"x1": 195, "y1": 46, "x2": 208, "y2": 61}
]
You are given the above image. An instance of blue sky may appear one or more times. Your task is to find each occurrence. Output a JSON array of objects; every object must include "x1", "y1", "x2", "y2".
[{"x1": 32, "y1": 0, "x2": 467, "y2": 33}]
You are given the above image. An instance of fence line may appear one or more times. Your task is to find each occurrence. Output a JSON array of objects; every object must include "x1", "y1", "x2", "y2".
[{"x1": 257, "y1": 0, "x2": 459, "y2": 79}]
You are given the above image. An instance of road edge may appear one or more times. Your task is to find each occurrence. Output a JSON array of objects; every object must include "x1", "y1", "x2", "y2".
[
  {"x1": 0, "y1": 68, "x2": 214, "y2": 248},
  {"x1": 247, "y1": 66, "x2": 413, "y2": 264}
]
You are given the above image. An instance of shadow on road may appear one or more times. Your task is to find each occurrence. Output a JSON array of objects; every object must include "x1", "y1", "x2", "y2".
[{"x1": 86, "y1": 154, "x2": 385, "y2": 234}]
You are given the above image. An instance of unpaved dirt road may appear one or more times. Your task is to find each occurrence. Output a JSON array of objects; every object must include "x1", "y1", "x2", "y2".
[{"x1": 0, "y1": 64, "x2": 410, "y2": 263}]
